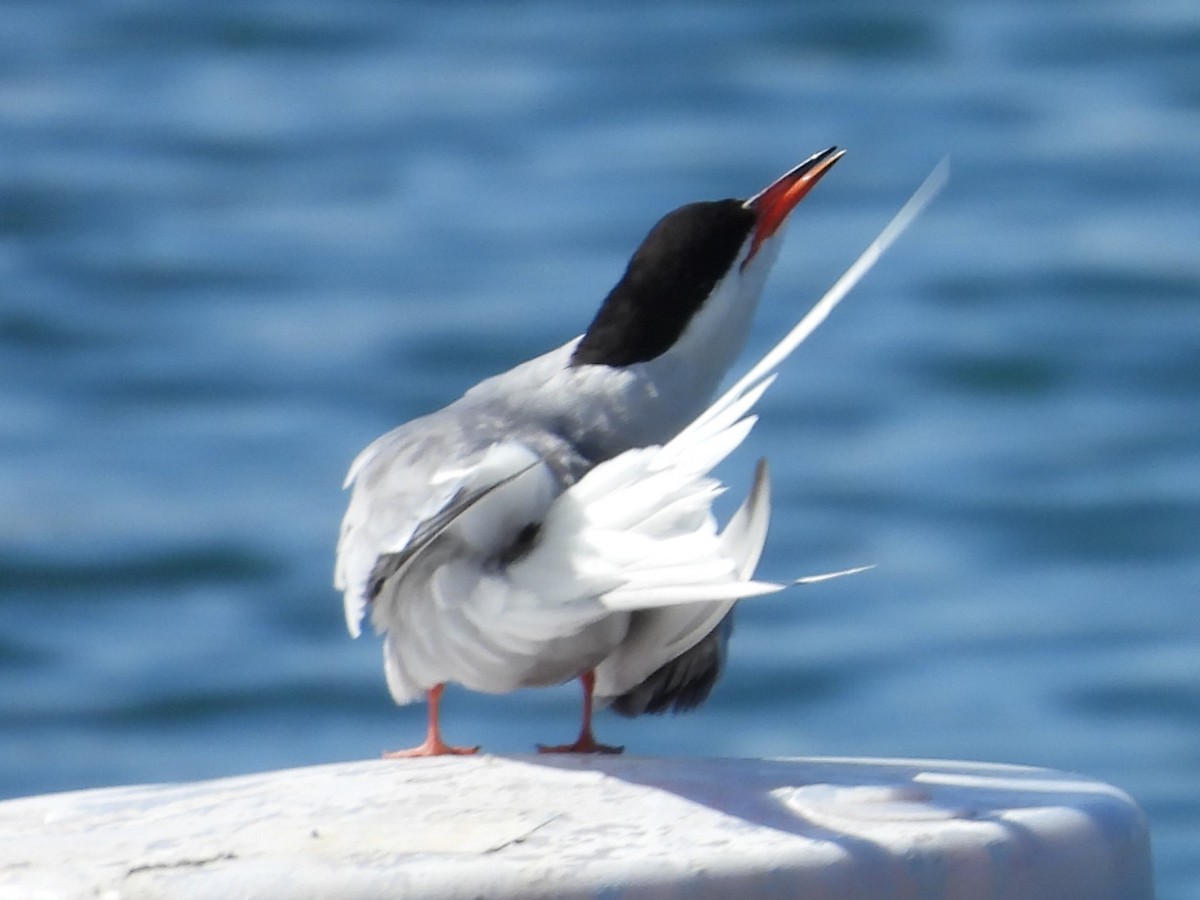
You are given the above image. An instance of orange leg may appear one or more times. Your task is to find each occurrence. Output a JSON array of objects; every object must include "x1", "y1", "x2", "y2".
[
  {"x1": 383, "y1": 684, "x2": 479, "y2": 758},
  {"x1": 537, "y1": 670, "x2": 623, "y2": 754}
]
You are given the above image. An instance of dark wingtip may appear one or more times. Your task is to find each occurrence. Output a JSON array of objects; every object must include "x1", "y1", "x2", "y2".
[{"x1": 609, "y1": 620, "x2": 731, "y2": 718}]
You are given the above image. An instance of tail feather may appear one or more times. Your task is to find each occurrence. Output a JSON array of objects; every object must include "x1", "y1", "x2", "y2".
[{"x1": 722, "y1": 457, "x2": 772, "y2": 581}]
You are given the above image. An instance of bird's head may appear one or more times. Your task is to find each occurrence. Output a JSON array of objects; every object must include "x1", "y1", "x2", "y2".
[{"x1": 571, "y1": 147, "x2": 844, "y2": 369}]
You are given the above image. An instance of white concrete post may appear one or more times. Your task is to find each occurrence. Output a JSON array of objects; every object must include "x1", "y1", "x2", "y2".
[{"x1": 0, "y1": 755, "x2": 1152, "y2": 899}]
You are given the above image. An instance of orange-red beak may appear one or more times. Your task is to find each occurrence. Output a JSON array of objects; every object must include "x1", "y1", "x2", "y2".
[{"x1": 742, "y1": 146, "x2": 845, "y2": 269}]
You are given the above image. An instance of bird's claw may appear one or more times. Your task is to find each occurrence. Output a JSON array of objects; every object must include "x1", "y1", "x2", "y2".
[
  {"x1": 382, "y1": 739, "x2": 479, "y2": 758},
  {"x1": 536, "y1": 737, "x2": 623, "y2": 755}
]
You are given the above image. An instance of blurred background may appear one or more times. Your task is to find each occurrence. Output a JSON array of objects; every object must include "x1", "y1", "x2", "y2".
[{"x1": 1, "y1": 0, "x2": 1197, "y2": 894}]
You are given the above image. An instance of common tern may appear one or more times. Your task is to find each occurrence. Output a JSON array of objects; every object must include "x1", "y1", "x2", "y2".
[{"x1": 335, "y1": 148, "x2": 938, "y2": 757}]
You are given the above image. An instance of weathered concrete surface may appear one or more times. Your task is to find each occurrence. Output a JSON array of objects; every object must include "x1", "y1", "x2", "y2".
[{"x1": 0, "y1": 755, "x2": 1152, "y2": 899}]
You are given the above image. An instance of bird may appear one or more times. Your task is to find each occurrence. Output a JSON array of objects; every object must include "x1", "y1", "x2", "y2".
[{"x1": 336, "y1": 147, "x2": 859, "y2": 758}]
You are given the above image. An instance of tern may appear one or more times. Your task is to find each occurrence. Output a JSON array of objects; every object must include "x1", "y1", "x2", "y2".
[{"x1": 335, "y1": 148, "x2": 940, "y2": 757}]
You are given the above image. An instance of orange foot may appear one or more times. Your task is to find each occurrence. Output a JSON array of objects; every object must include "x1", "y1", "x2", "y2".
[
  {"x1": 536, "y1": 734, "x2": 623, "y2": 754},
  {"x1": 382, "y1": 736, "x2": 479, "y2": 759},
  {"x1": 385, "y1": 684, "x2": 479, "y2": 757}
]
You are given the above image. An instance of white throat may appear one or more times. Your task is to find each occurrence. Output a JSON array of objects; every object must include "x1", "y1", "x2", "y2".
[{"x1": 643, "y1": 229, "x2": 784, "y2": 401}]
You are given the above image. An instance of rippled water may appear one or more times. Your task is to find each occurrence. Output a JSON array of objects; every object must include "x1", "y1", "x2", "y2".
[{"x1": 2, "y1": 1, "x2": 1198, "y2": 895}]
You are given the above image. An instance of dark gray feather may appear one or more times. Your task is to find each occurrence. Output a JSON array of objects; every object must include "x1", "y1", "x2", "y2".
[{"x1": 609, "y1": 612, "x2": 734, "y2": 717}]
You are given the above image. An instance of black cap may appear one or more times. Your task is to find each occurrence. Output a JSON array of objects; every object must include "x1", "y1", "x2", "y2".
[{"x1": 570, "y1": 199, "x2": 756, "y2": 368}]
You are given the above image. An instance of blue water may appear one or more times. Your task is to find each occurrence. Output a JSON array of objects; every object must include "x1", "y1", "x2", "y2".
[{"x1": 2, "y1": 0, "x2": 1197, "y2": 893}]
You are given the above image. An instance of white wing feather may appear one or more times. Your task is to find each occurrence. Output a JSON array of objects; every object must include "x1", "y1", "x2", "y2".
[{"x1": 592, "y1": 459, "x2": 771, "y2": 700}]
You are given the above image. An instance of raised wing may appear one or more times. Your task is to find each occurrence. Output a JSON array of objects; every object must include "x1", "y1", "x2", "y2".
[{"x1": 507, "y1": 408, "x2": 780, "y2": 613}]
